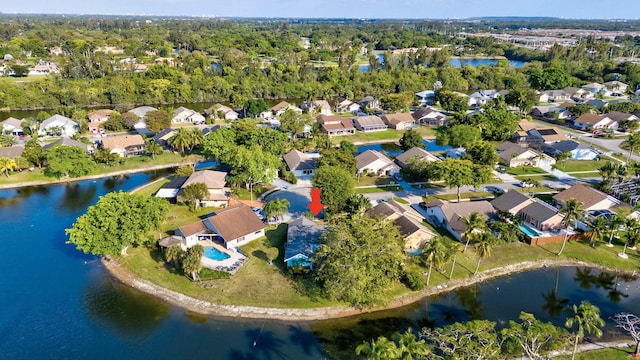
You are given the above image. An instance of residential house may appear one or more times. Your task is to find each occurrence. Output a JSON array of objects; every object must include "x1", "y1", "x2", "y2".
[
  {"x1": 355, "y1": 150, "x2": 399, "y2": 176},
  {"x1": 581, "y1": 82, "x2": 606, "y2": 95},
  {"x1": 604, "y1": 111, "x2": 638, "y2": 130},
  {"x1": 155, "y1": 176, "x2": 188, "y2": 202},
  {"x1": 586, "y1": 99, "x2": 609, "y2": 111},
  {"x1": 0, "y1": 146, "x2": 24, "y2": 159},
  {"x1": 335, "y1": 98, "x2": 361, "y2": 113},
  {"x1": 101, "y1": 134, "x2": 146, "y2": 157},
  {"x1": 173, "y1": 107, "x2": 206, "y2": 125},
  {"x1": 300, "y1": 100, "x2": 333, "y2": 116},
  {"x1": 563, "y1": 87, "x2": 586, "y2": 101},
  {"x1": 205, "y1": 104, "x2": 239, "y2": 120},
  {"x1": 367, "y1": 201, "x2": 435, "y2": 249},
  {"x1": 468, "y1": 90, "x2": 498, "y2": 107},
  {"x1": 395, "y1": 147, "x2": 440, "y2": 169},
  {"x1": 604, "y1": 80, "x2": 628, "y2": 95},
  {"x1": 491, "y1": 190, "x2": 535, "y2": 215},
  {"x1": 518, "y1": 199, "x2": 564, "y2": 232},
  {"x1": 357, "y1": 96, "x2": 380, "y2": 110},
  {"x1": 352, "y1": 115, "x2": 387, "y2": 132},
  {"x1": 518, "y1": 119, "x2": 537, "y2": 132},
  {"x1": 283, "y1": 149, "x2": 320, "y2": 179},
  {"x1": 28, "y1": 61, "x2": 59, "y2": 75},
  {"x1": 552, "y1": 184, "x2": 621, "y2": 211},
  {"x1": 422, "y1": 200, "x2": 497, "y2": 241},
  {"x1": 152, "y1": 128, "x2": 176, "y2": 149},
  {"x1": 517, "y1": 127, "x2": 568, "y2": 148},
  {"x1": 537, "y1": 92, "x2": 550, "y2": 104},
  {"x1": 415, "y1": 90, "x2": 436, "y2": 106},
  {"x1": 43, "y1": 137, "x2": 93, "y2": 154},
  {"x1": 317, "y1": 115, "x2": 356, "y2": 136},
  {"x1": 1, "y1": 117, "x2": 23, "y2": 138},
  {"x1": 544, "y1": 140, "x2": 599, "y2": 160},
  {"x1": 381, "y1": 113, "x2": 416, "y2": 130},
  {"x1": 262, "y1": 101, "x2": 302, "y2": 120},
  {"x1": 498, "y1": 143, "x2": 553, "y2": 168},
  {"x1": 542, "y1": 89, "x2": 573, "y2": 103},
  {"x1": 284, "y1": 217, "x2": 327, "y2": 269},
  {"x1": 38, "y1": 114, "x2": 79, "y2": 136},
  {"x1": 530, "y1": 106, "x2": 572, "y2": 121},
  {"x1": 206, "y1": 205, "x2": 266, "y2": 249},
  {"x1": 175, "y1": 220, "x2": 218, "y2": 248},
  {"x1": 412, "y1": 108, "x2": 448, "y2": 127},
  {"x1": 573, "y1": 114, "x2": 617, "y2": 131},
  {"x1": 445, "y1": 147, "x2": 466, "y2": 159},
  {"x1": 180, "y1": 170, "x2": 231, "y2": 208},
  {"x1": 127, "y1": 106, "x2": 158, "y2": 133},
  {"x1": 87, "y1": 109, "x2": 114, "y2": 123}
]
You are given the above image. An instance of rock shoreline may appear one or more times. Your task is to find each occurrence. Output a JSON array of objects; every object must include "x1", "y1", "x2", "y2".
[{"x1": 101, "y1": 256, "x2": 636, "y2": 321}]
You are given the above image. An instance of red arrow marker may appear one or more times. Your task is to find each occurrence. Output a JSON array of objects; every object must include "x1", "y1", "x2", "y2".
[{"x1": 307, "y1": 188, "x2": 325, "y2": 216}]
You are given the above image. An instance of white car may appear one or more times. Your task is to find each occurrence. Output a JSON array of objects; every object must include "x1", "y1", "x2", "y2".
[{"x1": 521, "y1": 182, "x2": 535, "y2": 188}]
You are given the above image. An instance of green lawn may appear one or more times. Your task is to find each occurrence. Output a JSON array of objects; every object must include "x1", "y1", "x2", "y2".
[
  {"x1": 507, "y1": 166, "x2": 548, "y2": 175},
  {"x1": 555, "y1": 160, "x2": 603, "y2": 172},
  {"x1": 232, "y1": 184, "x2": 274, "y2": 201},
  {"x1": 355, "y1": 185, "x2": 403, "y2": 193},
  {"x1": 555, "y1": 347, "x2": 636, "y2": 360},
  {"x1": 356, "y1": 175, "x2": 394, "y2": 187},
  {"x1": 569, "y1": 171, "x2": 601, "y2": 178}
]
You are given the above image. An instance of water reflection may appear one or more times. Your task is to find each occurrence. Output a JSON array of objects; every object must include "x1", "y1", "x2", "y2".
[
  {"x1": 84, "y1": 274, "x2": 170, "y2": 336},
  {"x1": 103, "y1": 174, "x2": 131, "y2": 192},
  {"x1": 59, "y1": 182, "x2": 98, "y2": 211}
]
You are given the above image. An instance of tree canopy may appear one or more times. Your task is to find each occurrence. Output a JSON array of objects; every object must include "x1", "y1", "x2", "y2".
[
  {"x1": 66, "y1": 191, "x2": 169, "y2": 256},
  {"x1": 44, "y1": 145, "x2": 95, "y2": 179},
  {"x1": 312, "y1": 165, "x2": 355, "y2": 215}
]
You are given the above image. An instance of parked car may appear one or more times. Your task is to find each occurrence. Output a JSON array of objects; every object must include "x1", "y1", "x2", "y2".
[
  {"x1": 418, "y1": 201, "x2": 429, "y2": 210},
  {"x1": 485, "y1": 186, "x2": 505, "y2": 194},
  {"x1": 393, "y1": 173, "x2": 403, "y2": 181},
  {"x1": 520, "y1": 182, "x2": 535, "y2": 188}
]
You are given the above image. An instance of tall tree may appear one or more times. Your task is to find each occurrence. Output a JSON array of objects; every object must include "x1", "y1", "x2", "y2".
[
  {"x1": 313, "y1": 215, "x2": 404, "y2": 307},
  {"x1": 315, "y1": 149, "x2": 357, "y2": 174},
  {"x1": 557, "y1": 198, "x2": 585, "y2": 256},
  {"x1": 170, "y1": 128, "x2": 194, "y2": 153},
  {"x1": 473, "y1": 232, "x2": 496, "y2": 275},
  {"x1": 422, "y1": 236, "x2": 449, "y2": 286},
  {"x1": 312, "y1": 165, "x2": 355, "y2": 215},
  {"x1": 564, "y1": 301, "x2": 605, "y2": 360},
  {"x1": 182, "y1": 244, "x2": 204, "y2": 281},
  {"x1": 355, "y1": 336, "x2": 399, "y2": 360},
  {"x1": 66, "y1": 191, "x2": 169, "y2": 256},
  {"x1": 22, "y1": 139, "x2": 44, "y2": 168},
  {"x1": 262, "y1": 197, "x2": 290, "y2": 224},
  {"x1": 428, "y1": 159, "x2": 491, "y2": 202},
  {"x1": 145, "y1": 141, "x2": 163, "y2": 159},
  {"x1": 393, "y1": 329, "x2": 432, "y2": 359},
  {"x1": 44, "y1": 145, "x2": 95, "y2": 179},
  {"x1": 181, "y1": 182, "x2": 209, "y2": 211},
  {"x1": 144, "y1": 110, "x2": 171, "y2": 134},
  {"x1": 611, "y1": 313, "x2": 640, "y2": 357},
  {"x1": 399, "y1": 129, "x2": 423, "y2": 151},
  {"x1": 460, "y1": 211, "x2": 487, "y2": 252},
  {"x1": 623, "y1": 132, "x2": 640, "y2": 163}
]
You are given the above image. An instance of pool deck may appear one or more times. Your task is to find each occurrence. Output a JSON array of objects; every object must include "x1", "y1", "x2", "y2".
[{"x1": 198, "y1": 240, "x2": 247, "y2": 275}]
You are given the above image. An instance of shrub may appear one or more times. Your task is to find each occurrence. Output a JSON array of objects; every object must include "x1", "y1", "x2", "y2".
[{"x1": 402, "y1": 270, "x2": 425, "y2": 291}]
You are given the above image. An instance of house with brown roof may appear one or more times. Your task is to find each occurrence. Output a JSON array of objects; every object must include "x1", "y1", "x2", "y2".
[
  {"x1": 381, "y1": 113, "x2": 415, "y2": 130},
  {"x1": 422, "y1": 200, "x2": 498, "y2": 240},
  {"x1": 283, "y1": 149, "x2": 320, "y2": 178},
  {"x1": 317, "y1": 115, "x2": 356, "y2": 136},
  {"x1": 552, "y1": 184, "x2": 620, "y2": 211},
  {"x1": 175, "y1": 219, "x2": 218, "y2": 248},
  {"x1": 1, "y1": 117, "x2": 23, "y2": 138},
  {"x1": 518, "y1": 119, "x2": 537, "y2": 131},
  {"x1": 573, "y1": 113, "x2": 617, "y2": 131},
  {"x1": 206, "y1": 205, "x2": 266, "y2": 248},
  {"x1": 603, "y1": 111, "x2": 638, "y2": 128},
  {"x1": 518, "y1": 199, "x2": 563, "y2": 232},
  {"x1": 412, "y1": 108, "x2": 448, "y2": 127},
  {"x1": 366, "y1": 201, "x2": 435, "y2": 249},
  {"x1": 352, "y1": 115, "x2": 387, "y2": 132},
  {"x1": 180, "y1": 170, "x2": 231, "y2": 207},
  {"x1": 205, "y1": 104, "x2": 239, "y2": 120},
  {"x1": 395, "y1": 147, "x2": 440, "y2": 169},
  {"x1": 101, "y1": 134, "x2": 145, "y2": 157},
  {"x1": 87, "y1": 109, "x2": 114, "y2": 123},
  {"x1": 356, "y1": 150, "x2": 399, "y2": 176},
  {"x1": 0, "y1": 146, "x2": 24, "y2": 159}
]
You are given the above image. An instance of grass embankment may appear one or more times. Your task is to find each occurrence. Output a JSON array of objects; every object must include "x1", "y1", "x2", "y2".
[
  {"x1": 555, "y1": 347, "x2": 636, "y2": 359},
  {"x1": 0, "y1": 152, "x2": 199, "y2": 186},
  {"x1": 120, "y1": 180, "x2": 640, "y2": 310}
]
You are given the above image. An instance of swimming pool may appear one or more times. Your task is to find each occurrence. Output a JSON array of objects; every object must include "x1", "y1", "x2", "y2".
[
  {"x1": 518, "y1": 224, "x2": 540, "y2": 237},
  {"x1": 203, "y1": 247, "x2": 230, "y2": 261}
]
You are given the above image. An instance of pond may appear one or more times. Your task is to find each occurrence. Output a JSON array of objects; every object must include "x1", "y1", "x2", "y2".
[
  {"x1": 358, "y1": 56, "x2": 526, "y2": 72},
  {"x1": 1, "y1": 174, "x2": 638, "y2": 359}
]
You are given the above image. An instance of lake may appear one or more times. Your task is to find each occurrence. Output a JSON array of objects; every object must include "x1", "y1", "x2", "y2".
[
  {"x1": 1, "y1": 174, "x2": 638, "y2": 359},
  {"x1": 359, "y1": 56, "x2": 526, "y2": 72}
]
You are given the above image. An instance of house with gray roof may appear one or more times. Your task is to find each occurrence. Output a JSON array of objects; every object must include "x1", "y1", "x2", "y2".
[
  {"x1": 355, "y1": 150, "x2": 399, "y2": 176},
  {"x1": 412, "y1": 108, "x2": 448, "y2": 127},
  {"x1": 283, "y1": 149, "x2": 320, "y2": 178},
  {"x1": 284, "y1": 217, "x2": 327, "y2": 269},
  {"x1": 518, "y1": 199, "x2": 563, "y2": 232},
  {"x1": 0, "y1": 146, "x2": 24, "y2": 159},
  {"x1": 43, "y1": 137, "x2": 93, "y2": 154},
  {"x1": 367, "y1": 201, "x2": 435, "y2": 249},
  {"x1": 352, "y1": 115, "x2": 387, "y2": 132},
  {"x1": 544, "y1": 140, "x2": 599, "y2": 160},
  {"x1": 38, "y1": 114, "x2": 79, "y2": 136},
  {"x1": 422, "y1": 200, "x2": 498, "y2": 240},
  {"x1": 491, "y1": 190, "x2": 534, "y2": 215},
  {"x1": 395, "y1": 147, "x2": 440, "y2": 169}
]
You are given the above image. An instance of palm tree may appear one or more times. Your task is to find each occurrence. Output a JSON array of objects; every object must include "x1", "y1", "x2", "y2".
[
  {"x1": 564, "y1": 301, "x2": 605, "y2": 360},
  {"x1": 169, "y1": 128, "x2": 193, "y2": 153},
  {"x1": 448, "y1": 242, "x2": 463, "y2": 279},
  {"x1": 473, "y1": 232, "x2": 496, "y2": 275},
  {"x1": 460, "y1": 211, "x2": 486, "y2": 252},
  {"x1": 262, "y1": 198, "x2": 290, "y2": 224},
  {"x1": 619, "y1": 218, "x2": 640, "y2": 259},
  {"x1": 422, "y1": 236, "x2": 448, "y2": 286},
  {"x1": 392, "y1": 329, "x2": 431, "y2": 360},
  {"x1": 607, "y1": 209, "x2": 629, "y2": 247},
  {"x1": 557, "y1": 198, "x2": 585, "y2": 256},
  {"x1": 355, "y1": 336, "x2": 399, "y2": 360},
  {"x1": 0, "y1": 157, "x2": 18, "y2": 177},
  {"x1": 164, "y1": 244, "x2": 183, "y2": 267},
  {"x1": 624, "y1": 132, "x2": 640, "y2": 163},
  {"x1": 0, "y1": 134, "x2": 18, "y2": 147},
  {"x1": 145, "y1": 141, "x2": 163, "y2": 159},
  {"x1": 188, "y1": 128, "x2": 203, "y2": 153},
  {"x1": 586, "y1": 216, "x2": 607, "y2": 248}
]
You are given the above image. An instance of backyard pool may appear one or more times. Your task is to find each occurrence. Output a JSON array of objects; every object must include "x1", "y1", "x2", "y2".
[
  {"x1": 518, "y1": 224, "x2": 540, "y2": 237},
  {"x1": 203, "y1": 246, "x2": 230, "y2": 261}
]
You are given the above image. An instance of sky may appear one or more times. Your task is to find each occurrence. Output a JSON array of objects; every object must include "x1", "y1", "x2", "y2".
[{"x1": 1, "y1": 0, "x2": 639, "y2": 20}]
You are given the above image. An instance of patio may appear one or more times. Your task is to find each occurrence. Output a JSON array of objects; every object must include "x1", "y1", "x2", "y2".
[{"x1": 197, "y1": 240, "x2": 248, "y2": 275}]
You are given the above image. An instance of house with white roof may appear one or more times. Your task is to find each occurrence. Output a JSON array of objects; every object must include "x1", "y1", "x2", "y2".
[
  {"x1": 335, "y1": 98, "x2": 361, "y2": 113},
  {"x1": 173, "y1": 107, "x2": 205, "y2": 125},
  {"x1": 38, "y1": 114, "x2": 79, "y2": 136},
  {"x1": 205, "y1": 104, "x2": 239, "y2": 120},
  {"x1": 415, "y1": 90, "x2": 436, "y2": 106},
  {"x1": 300, "y1": 100, "x2": 333, "y2": 116}
]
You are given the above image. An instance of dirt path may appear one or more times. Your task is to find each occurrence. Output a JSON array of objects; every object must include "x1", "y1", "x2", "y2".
[
  {"x1": 0, "y1": 162, "x2": 195, "y2": 190},
  {"x1": 101, "y1": 256, "x2": 637, "y2": 322}
]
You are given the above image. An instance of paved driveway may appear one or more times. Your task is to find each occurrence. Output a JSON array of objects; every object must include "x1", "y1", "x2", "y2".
[{"x1": 264, "y1": 186, "x2": 312, "y2": 216}]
